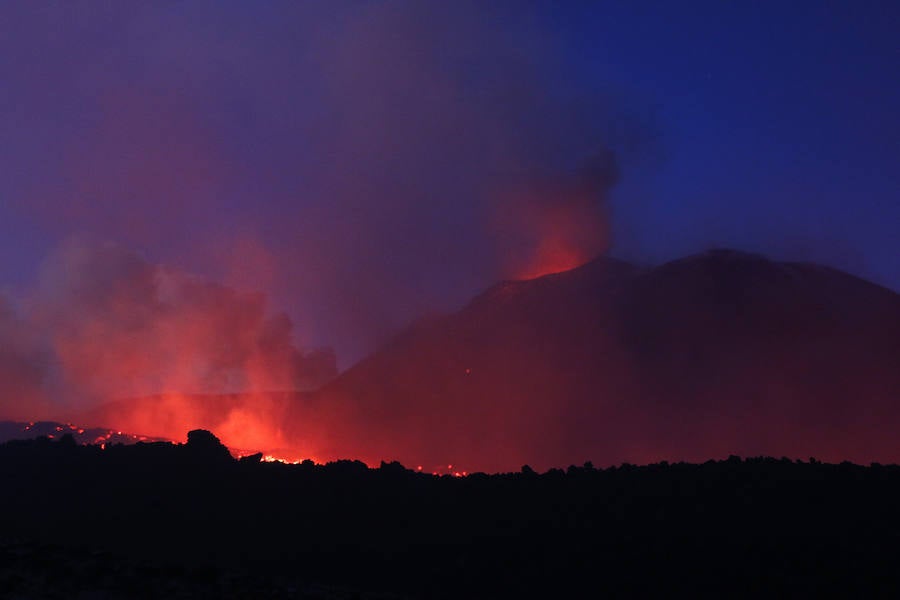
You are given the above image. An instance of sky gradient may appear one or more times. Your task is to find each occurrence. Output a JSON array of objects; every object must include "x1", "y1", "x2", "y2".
[{"x1": 1, "y1": 1, "x2": 897, "y2": 367}]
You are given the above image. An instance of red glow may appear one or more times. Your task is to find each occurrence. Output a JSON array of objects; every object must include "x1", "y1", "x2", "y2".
[
  {"x1": 261, "y1": 454, "x2": 313, "y2": 465},
  {"x1": 26, "y1": 239, "x2": 335, "y2": 461},
  {"x1": 514, "y1": 234, "x2": 590, "y2": 279},
  {"x1": 494, "y1": 182, "x2": 610, "y2": 281},
  {"x1": 13, "y1": 245, "x2": 895, "y2": 476},
  {"x1": 87, "y1": 392, "x2": 302, "y2": 459}
]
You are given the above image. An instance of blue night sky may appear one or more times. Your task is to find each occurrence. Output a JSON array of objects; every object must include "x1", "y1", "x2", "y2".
[{"x1": 1, "y1": 1, "x2": 897, "y2": 365}]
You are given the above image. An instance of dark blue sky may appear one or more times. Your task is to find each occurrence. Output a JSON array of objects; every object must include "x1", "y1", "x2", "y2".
[
  {"x1": 559, "y1": 1, "x2": 898, "y2": 279},
  {"x1": 1, "y1": 1, "x2": 897, "y2": 364}
]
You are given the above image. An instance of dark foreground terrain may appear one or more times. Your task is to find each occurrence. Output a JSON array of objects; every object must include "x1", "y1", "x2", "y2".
[{"x1": 2, "y1": 431, "x2": 900, "y2": 598}]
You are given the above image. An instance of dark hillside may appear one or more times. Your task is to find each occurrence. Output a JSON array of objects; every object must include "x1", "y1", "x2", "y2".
[
  {"x1": 2, "y1": 432, "x2": 900, "y2": 598},
  {"x1": 303, "y1": 250, "x2": 900, "y2": 471}
]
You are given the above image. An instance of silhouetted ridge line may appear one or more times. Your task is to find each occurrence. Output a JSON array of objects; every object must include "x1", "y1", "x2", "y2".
[{"x1": 3, "y1": 433, "x2": 900, "y2": 597}]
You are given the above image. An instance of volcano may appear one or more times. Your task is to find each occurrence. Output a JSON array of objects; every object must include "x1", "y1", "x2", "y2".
[
  {"x1": 62, "y1": 249, "x2": 900, "y2": 473},
  {"x1": 297, "y1": 249, "x2": 900, "y2": 472}
]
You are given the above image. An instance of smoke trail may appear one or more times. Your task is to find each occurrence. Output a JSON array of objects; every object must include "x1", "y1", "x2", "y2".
[
  {"x1": 0, "y1": 238, "x2": 335, "y2": 420},
  {"x1": 2, "y1": 1, "x2": 649, "y2": 362}
]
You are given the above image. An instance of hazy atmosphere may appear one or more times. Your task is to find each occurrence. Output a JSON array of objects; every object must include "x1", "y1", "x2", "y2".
[
  {"x1": 1, "y1": 4, "x2": 898, "y2": 596},
  {"x1": 0, "y1": 2, "x2": 897, "y2": 441}
]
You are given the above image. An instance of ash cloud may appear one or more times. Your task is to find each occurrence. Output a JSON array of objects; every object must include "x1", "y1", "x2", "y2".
[
  {"x1": 2, "y1": 1, "x2": 652, "y2": 363},
  {"x1": 0, "y1": 239, "x2": 336, "y2": 418},
  {"x1": 492, "y1": 149, "x2": 621, "y2": 279},
  {"x1": 0, "y1": 295, "x2": 49, "y2": 419}
]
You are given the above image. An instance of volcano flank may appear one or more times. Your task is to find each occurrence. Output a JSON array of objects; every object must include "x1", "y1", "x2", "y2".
[
  {"x1": 64, "y1": 249, "x2": 900, "y2": 473},
  {"x1": 300, "y1": 249, "x2": 900, "y2": 471}
]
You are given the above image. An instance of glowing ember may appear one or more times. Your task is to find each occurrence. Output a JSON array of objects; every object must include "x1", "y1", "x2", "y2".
[
  {"x1": 262, "y1": 454, "x2": 297, "y2": 464},
  {"x1": 256, "y1": 452, "x2": 320, "y2": 465},
  {"x1": 430, "y1": 464, "x2": 468, "y2": 477}
]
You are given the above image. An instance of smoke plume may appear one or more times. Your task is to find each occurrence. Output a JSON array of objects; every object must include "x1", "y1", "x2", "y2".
[
  {"x1": 2, "y1": 1, "x2": 645, "y2": 363},
  {"x1": 0, "y1": 239, "x2": 335, "y2": 420},
  {"x1": 0, "y1": 2, "x2": 656, "y2": 459},
  {"x1": 0, "y1": 295, "x2": 49, "y2": 420},
  {"x1": 493, "y1": 150, "x2": 621, "y2": 279}
]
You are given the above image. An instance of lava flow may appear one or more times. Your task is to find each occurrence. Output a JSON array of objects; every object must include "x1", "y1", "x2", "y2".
[{"x1": 2, "y1": 419, "x2": 474, "y2": 474}]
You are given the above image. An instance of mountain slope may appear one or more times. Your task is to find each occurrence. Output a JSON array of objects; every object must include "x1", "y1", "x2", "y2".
[{"x1": 301, "y1": 249, "x2": 900, "y2": 471}]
